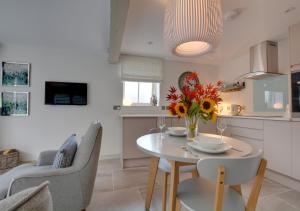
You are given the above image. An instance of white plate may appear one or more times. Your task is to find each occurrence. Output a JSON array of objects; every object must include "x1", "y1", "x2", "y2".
[
  {"x1": 187, "y1": 142, "x2": 232, "y2": 154},
  {"x1": 166, "y1": 131, "x2": 187, "y2": 137}
]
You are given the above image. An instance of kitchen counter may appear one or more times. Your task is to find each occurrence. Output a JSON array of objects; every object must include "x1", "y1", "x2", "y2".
[
  {"x1": 120, "y1": 113, "x2": 291, "y2": 121},
  {"x1": 219, "y1": 115, "x2": 291, "y2": 121},
  {"x1": 118, "y1": 106, "x2": 293, "y2": 121}
]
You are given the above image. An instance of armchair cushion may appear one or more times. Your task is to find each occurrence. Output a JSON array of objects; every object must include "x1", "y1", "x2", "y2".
[
  {"x1": 0, "y1": 181, "x2": 53, "y2": 211},
  {"x1": 53, "y1": 134, "x2": 78, "y2": 168},
  {"x1": 37, "y1": 150, "x2": 58, "y2": 166}
]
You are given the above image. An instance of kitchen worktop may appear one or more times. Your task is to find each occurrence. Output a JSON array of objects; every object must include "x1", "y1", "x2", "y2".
[
  {"x1": 219, "y1": 114, "x2": 291, "y2": 121},
  {"x1": 120, "y1": 113, "x2": 292, "y2": 121},
  {"x1": 118, "y1": 106, "x2": 294, "y2": 121}
]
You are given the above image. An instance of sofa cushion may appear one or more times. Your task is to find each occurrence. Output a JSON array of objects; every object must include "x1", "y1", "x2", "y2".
[
  {"x1": 53, "y1": 134, "x2": 78, "y2": 168},
  {"x1": 0, "y1": 181, "x2": 53, "y2": 211}
]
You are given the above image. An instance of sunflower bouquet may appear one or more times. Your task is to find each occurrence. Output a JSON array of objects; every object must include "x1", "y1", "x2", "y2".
[{"x1": 166, "y1": 72, "x2": 223, "y2": 140}]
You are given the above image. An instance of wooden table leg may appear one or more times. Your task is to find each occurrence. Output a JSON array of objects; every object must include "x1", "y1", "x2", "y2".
[
  {"x1": 169, "y1": 161, "x2": 180, "y2": 211},
  {"x1": 145, "y1": 157, "x2": 159, "y2": 210}
]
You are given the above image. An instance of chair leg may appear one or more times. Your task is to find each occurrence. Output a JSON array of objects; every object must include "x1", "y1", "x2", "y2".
[
  {"x1": 175, "y1": 198, "x2": 181, "y2": 211},
  {"x1": 162, "y1": 172, "x2": 169, "y2": 211},
  {"x1": 191, "y1": 169, "x2": 199, "y2": 178},
  {"x1": 81, "y1": 209, "x2": 86, "y2": 211},
  {"x1": 169, "y1": 161, "x2": 180, "y2": 211},
  {"x1": 145, "y1": 157, "x2": 159, "y2": 210}
]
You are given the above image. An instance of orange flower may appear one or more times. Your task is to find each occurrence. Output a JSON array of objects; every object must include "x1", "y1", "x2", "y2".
[{"x1": 167, "y1": 103, "x2": 177, "y2": 116}]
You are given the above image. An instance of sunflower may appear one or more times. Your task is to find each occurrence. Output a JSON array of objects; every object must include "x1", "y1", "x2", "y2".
[
  {"x1": 200, "y1": 98, "x2": 215, "y2": 113},
  {"x1": 211, "y1": 112, "x2": 217, "y2": 123},
  {"x1": 175, "y1": 102, "x2": 187, "y2": 117}
]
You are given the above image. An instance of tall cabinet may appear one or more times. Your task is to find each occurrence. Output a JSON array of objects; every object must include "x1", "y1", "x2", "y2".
[{"x1": 290, "y1": 22, "x2": 300, "y2": 68}]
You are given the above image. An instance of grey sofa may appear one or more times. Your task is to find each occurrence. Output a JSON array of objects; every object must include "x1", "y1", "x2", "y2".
[{"x1": 0, "y1": 121, "x2": 102, "y2": 211}]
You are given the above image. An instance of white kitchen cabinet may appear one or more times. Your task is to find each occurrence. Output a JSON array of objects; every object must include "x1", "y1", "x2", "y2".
[
  {"x1": 230, "y1": 127, "x2": 264, "y2": 140},
  {"x1": 218, "y1": 117, "x2": 264, "y2": 150},
  {"x1": 291, "y1": 122, "x2": 300, "y2": 180},
  {"x1": 264, "y1": 121, "x2": 292, "y2": 176},
  {"x1": 290, "y1": 22, "x2": 300, "y2": 67},
  {"x1": 229, "y1": 118, "x2": 264, "y2": 130},
  {"x1": 231, "y1": 135, "x2": 263, "y2": 151}
]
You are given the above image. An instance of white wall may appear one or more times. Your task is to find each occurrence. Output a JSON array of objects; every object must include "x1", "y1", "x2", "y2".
[
  {"x1": 161, "y1": 60, "x2": 219, "y2": 105},
  {"x1": 217, "y1": 39, "x2": 290, "y2": 114},
  {"x1": 0, "y1": 44, "x2": 220, "y2": 161},
  {"x1": 0, "y1": 44, "x2": 123, "y2": 161}
]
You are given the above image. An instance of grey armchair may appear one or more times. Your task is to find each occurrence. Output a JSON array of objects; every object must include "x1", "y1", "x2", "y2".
[{"x1": 0, "y1": 121, "x2": 103, "y2": 211}]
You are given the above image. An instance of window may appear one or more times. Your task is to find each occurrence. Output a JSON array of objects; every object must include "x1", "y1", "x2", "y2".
[{"x1": 123, "y1": 81, "x2": 160, "y2": 106}]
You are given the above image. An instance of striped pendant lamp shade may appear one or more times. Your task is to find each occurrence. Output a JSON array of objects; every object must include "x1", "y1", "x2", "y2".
[{"x1": 164, "y1": 0, "x2": 223, "y2": 57}]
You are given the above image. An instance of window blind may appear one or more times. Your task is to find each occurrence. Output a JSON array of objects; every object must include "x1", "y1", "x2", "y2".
[{"x1": 120, "y1": 55, "x2": 163, "y2": 82}]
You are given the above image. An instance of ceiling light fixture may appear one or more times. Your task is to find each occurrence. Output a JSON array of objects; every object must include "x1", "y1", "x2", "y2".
[{"x1": 164, "y1": 0, "x2": 223, "y2": 57}]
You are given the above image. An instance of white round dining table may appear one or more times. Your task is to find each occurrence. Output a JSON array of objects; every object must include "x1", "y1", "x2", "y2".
[{"x1": 137, "y1": 133, "x2": 254, "y2": 211}]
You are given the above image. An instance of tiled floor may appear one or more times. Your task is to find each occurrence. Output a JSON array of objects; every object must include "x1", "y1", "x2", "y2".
[{"x1": 87, "y1": 159, "x2": 300, "y2": 211}]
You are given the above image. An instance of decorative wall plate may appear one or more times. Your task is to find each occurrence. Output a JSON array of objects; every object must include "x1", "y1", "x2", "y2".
[{"x1": 178, "y1": 71, "x2": 199, "y2": 91}]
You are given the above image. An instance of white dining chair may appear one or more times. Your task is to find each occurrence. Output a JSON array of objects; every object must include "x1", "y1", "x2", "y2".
[
  {"x1": 148, "y1": 128, "x2": 198, "y2": 211},
  {"x1": 175, "y1": 150, "x2": 267, "y2": 211}
]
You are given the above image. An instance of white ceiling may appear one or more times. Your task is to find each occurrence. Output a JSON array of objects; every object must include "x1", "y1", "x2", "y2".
[
  {"x1": 122, "y1": 0, "x2": 300, "y2": 65},
  {"x1": 0, "y1": 0, "x2": 110, "y2": 53},
  {"x1": 1, "y1": 0, "x2": 300, "y2": 65}
]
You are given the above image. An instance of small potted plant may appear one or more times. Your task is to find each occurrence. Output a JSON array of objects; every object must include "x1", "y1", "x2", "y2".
[{"x1": 166, "y1": 72, "x2": 223, "y2": 140}]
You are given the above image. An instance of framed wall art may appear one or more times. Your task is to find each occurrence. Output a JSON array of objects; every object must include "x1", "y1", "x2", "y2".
[
  {"x1": 1, "y1": 92, "x2": 29, "y2": 116},
  {"x1": 1, "y1": 61, "x2": 30, "y2": 86}
]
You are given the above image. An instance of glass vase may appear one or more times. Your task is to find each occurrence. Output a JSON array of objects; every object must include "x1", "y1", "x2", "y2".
[{"x1": 185, "y1": 116, "x2": 199, "y2": 141}]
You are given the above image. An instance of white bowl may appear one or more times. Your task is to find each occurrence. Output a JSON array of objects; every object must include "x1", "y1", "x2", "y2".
[
  {"x1": 167, "y1": 127, "x2": 186, "y2": 135},
  {"x1": 194, "y1": 134, "x2": 224, "y2": 149}
]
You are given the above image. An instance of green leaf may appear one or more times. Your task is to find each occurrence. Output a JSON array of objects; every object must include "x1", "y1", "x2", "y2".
[{"x1": 188, "y1": 102, "x2": 199, "y2": 117}]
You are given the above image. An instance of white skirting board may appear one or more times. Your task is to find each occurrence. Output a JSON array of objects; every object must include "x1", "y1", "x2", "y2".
[{"x1": 265, "y1": 169, "x2": 300, "y2": 192}]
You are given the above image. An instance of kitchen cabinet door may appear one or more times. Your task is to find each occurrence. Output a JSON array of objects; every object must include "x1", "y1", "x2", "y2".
[
  {"x1": 165, "y1": 117, "x2": 173, "y2": 128},
  {"x1": 264, "y1": 121, "x2": 292, "y2": 176},
  {"x1": 231, "y1": 135, "x2": 263, "y2": 152},
  {"x1": 290, "y1": 22, "x2": 300, "y2": 67},
  {"x1": 292, "y1": 122, "x2": 300, "y2": 180},
  {"x1": 171, "y1": 118, "x2": 185, "y2": 127},
  {"x1": 122, "y1": 117, "x2": 156, "y2": 159}
]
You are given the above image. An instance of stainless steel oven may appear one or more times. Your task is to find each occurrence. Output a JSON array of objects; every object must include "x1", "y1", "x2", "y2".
[{"x1": 292, "y1": 70, "x2": 300, "y2": 117}]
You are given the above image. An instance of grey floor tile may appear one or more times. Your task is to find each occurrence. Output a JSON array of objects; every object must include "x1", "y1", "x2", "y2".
[
  {"x1": 87, "y1": 188, "x2": 144, "y2": 211},
  {"x1": 113, "y1": 167, "x2": 153, "y2": 190},
  {"x1": 277, "y1": 190, "x2": 300, "y2": 209},
  {"x1": 139, "y1": 186, "x2": 164, "y2": 211},
  {"x1": 98, "y1": 159, "x2": 121, "y2": 176},
  {"x1": 94, "y1": 174, "x2": 113, "y2": 192},
  {"x1": 242, "y1": 178, "x2": 290, "y2": 198},
  {"x1": 88, "y1": 159, "x2": 300, "y2": 211},
  {"x1": 257, "y1": 195, "x2": 300, "y2": 211}
]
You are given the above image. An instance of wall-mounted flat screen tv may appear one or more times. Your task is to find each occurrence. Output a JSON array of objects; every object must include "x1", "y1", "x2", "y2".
[{"x1": 45, "y1": 81, "x2": 87, "y2": 105}]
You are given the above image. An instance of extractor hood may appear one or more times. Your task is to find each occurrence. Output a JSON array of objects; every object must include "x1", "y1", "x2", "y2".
[{"x1": 240, "y1": 41, "x2": 283, "y2": 80}]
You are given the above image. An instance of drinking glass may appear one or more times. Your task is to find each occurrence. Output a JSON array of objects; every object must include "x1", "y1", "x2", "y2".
[
  {"x1": 157, "y1": 116, "x2": 166, "y2": 135},
  {"x1": 217, "y1": 118, "x2": 227, "y2": 141}
]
